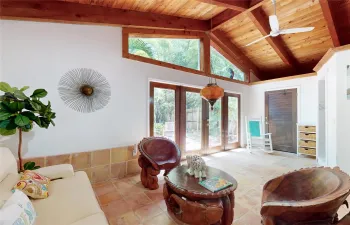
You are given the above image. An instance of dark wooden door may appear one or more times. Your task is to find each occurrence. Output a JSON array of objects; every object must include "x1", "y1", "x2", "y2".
[{"x1": 265, "y1": 89, "x2": 297, "y2": 153}]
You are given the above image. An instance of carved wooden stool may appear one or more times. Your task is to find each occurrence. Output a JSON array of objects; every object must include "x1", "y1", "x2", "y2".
[
  {"x1": 261, "y1": 167, "x2": 350, "y2": 225},
  {"x1": 138, "y1": 137, "x2": 181, "y2": 190},
  {"x1": 164, "y1": 165, "x2": 237, "y2": 225}
]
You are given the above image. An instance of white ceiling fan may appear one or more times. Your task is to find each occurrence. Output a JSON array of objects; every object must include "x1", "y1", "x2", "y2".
[{"x1": 245, "y1": 0, "x2": 315, "y2": 47}]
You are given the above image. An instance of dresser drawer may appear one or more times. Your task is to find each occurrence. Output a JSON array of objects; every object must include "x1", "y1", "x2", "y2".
[
  {"x1": 299, "y1": 147, "x2": 316, "y2": 156},
  {"x1": 299, "y1": 126, "x2": 316, "y2": 133},
  {"x1": 299, "y1": 140, "x2": 316, "y2": 148},
  {"x1": 299, "y1": 133, "x2": 316, "y2": 140}
]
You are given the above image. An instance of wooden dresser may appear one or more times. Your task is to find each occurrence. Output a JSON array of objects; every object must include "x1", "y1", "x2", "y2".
[{"x1": 297, "y1": 125, "x2": 317, "y2": 157}]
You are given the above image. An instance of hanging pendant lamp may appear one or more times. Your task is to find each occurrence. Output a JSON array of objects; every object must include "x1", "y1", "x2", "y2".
[
  {"x1": 200, "y1": 2, "x2": 224, "y2": 111},
  {"x1": 200, "y1": 77, "x2": 224, "y2": 110}
]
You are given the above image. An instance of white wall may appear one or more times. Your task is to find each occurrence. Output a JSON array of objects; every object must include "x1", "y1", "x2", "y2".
[
  {"x1": 0, "y1": 20, "x2": 250, "y2": 157},
  {"x1": 248, "y1": 76, "x2": 318, "y2": 126},
  {"x1": 317, "y1": 49, "x2": 350, "y2": 174},
  {"x1": 335, "y1": 50, "x2": 350, "y2": 174}
]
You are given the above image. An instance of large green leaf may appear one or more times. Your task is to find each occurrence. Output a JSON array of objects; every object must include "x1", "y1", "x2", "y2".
[
  {"x1": 0, "y1": 110, "x2": 12, "y2": 120},
  {"x1": 9, "y1": 102, "x2": 25, "y2": 112},
  {"x1": 6, "y1": 118, "x2": 18, "y2": 130},
  {"x1": 14, "y1": 114, "x2": 30, "y2": 126},
  {"x1": 29, "y1": 100, "x2": 41, "y2": 111},
  {"x1": 0, "y1": 128, "x2": 16, "y2": 136},
  {"x1": 0, "y1": 82, "x2": 13, "y2": 93},
  {"x1": 20, "y1": 86, "x2": 30, "y2": 92},
  {"x1": 31, "y1": 89, "x2": 47, "y2": 98},
  {"x1": 24, "y1": 162, "x2": 35, "y2": 170},
  {"x1": 0, "y1": 102, "x2": 12, "y2": 112},
  {"x1": 0, "y1": 119, "x2": 10, "y2": 128},
  {"x1": 14, "y1": 90, "x2": 28, "y2": 100},
  {"x1": 21, "y1": 111, "x2": 37, "y2": 121}
]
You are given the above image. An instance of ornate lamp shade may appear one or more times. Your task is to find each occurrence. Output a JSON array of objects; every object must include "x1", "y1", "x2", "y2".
[{"x1": 200, "y1": 83, "x2": 224, "y2": 110}]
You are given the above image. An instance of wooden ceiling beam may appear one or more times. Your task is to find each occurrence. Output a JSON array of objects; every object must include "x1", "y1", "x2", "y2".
[
  {"x1": 210, "y1": 9, "x2": 240, "y2": 31},
  {"x1": 209, "y1": 30, "x2": 263, "y2": 80},
  {"x1": 210, "y1": 0, "x2": 267, "y2": 31},
  {"x1": 0, "y1": 0, "x2": 210, "y2": 31},
  {"x1": 319, "y1": 0, "x2": 341, "y2": 47},
  {"x1": 196, "y1": 0, "x2": 249, "y2": 12},
  {"x1": 247, "y1": 7, "x2": 299, "y2": 69}
]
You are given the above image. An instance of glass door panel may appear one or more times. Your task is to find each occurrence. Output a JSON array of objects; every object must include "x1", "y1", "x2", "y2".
[
  {"x1": 185, "y1": 92, "x2": 202, "y2": 151},
  {"x1": 228, "y1": 96, "x2": 239, "y2": 144},
  {"x1": 153, "y1": 87, "x2": 176, "y2": 141},
  {"x1": 209, "y1": 99, "x2": 222, "y2": 148}
]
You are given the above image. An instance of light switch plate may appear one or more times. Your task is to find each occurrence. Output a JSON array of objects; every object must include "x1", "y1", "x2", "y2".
[{"x1": 132, "y1": 144, "x2": 138, "y2": 156}]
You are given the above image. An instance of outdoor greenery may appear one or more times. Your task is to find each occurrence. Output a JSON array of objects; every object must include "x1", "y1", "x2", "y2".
[
  {"x1": 210, "y1": 47, "x2": 245, "y2": 81},
  {"x1": 129, "y1": 38, "x2": 200, "y2": 70},
  {"x1": 0, "y1": 82, "x2": 56, "y2": 171},
  {"x1": 128, "y1": 37, "x2": 245, "y2": 81}
]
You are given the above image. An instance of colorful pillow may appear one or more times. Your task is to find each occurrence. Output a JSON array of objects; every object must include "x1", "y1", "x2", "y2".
[
  {"x1": 0, "y1": 189, "x2": 37, "y2": 225},
  {"x1": 13, "y1": 170, "x2": 50, "y2": 199}
]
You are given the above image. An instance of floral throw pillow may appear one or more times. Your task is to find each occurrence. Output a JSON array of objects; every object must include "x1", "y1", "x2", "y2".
[
  {"x1": 0, "y1": 189, "x2": 37, "y2": 225},
  {"x1": 13, "y1": 170, "x2": 50, "y2": 199}
]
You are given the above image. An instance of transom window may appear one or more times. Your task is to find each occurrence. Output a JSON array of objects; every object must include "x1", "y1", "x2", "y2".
[
  {"x1": 128, "y1": 38, "x2": 200, "y2": 70},
  {"x1": 210, "y1": 47, "x2": 245, "y2": 81},
  {"x1": 123, "y1": 28, "x2": 247, "y2": 83}
]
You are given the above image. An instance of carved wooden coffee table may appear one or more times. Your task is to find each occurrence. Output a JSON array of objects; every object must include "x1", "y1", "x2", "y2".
[{"x1": 163, "y1": 165, "x2": 237, "y2": 225}]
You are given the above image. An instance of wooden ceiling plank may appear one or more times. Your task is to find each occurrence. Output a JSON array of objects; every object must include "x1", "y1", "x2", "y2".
[
  {"x1": 210, "y1": 9, "x2": 240, "y2": 30},
  {"x1": 0, "y1": 0, "x2": 210, "y2": 31},
  {"x1": 247, "y1": 7, "x2": 299, "y2": 69},
  {"x1": 211, "y1": 0, "x2": 268, "y2": 31},
  {"x1": 196, "y1": 0, "x2": 249, "y2": 12},
  {"x1": 209, "y1": 30, "x2": 263, "y2": 80},
  {"x1": 319, "y1": 0, "x2": 341, "y2": 47}
]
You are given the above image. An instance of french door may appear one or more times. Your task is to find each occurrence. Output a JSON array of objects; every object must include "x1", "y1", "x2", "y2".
[{"x1": 150, "y1": 82, "x2": 241, "y2": 157}]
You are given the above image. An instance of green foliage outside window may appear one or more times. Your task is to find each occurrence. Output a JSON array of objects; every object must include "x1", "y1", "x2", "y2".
[
  {"x1": 210, "y1": 47, "x2": 245, "y2": 81},
  {"x1": 129, "y1": 38, "x2": 200, "y2": 70},
  {"x1": 128, "y1": 37, "x2": 245, "y2": 82}
]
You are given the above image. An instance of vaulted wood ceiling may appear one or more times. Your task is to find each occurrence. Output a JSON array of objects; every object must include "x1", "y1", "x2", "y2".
[{"x1": 1, "y1": 0, "x2": 349, "y2": 80}]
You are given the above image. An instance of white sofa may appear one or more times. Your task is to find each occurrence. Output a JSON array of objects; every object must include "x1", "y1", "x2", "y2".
[{"x1": 0, "y1": 147, "x2": 109, "y2": 225}]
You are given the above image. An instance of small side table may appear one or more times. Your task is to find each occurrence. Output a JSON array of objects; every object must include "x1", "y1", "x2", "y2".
[{"x1": 164, "y1": 165, "x2": 238, "y2": 225}]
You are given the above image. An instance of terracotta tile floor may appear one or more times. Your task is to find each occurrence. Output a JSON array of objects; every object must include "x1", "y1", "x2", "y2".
[{"x1": 92, "y1": 148, "x2": 350, "y2": 225}]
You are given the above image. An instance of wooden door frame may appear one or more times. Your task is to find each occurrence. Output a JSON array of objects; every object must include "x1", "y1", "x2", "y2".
[
  {"x1": 149, "y1": 82, "x2": 180, "y2": 144},
  {"x1": 180, "y1": 86, "x2": 207, "y2": 157},
  {"x1": 265, "y1": 88, "x2": 298, "y2": 153},
  {"x1": 223, "y1": 93, "x2": 241, "y2": 150}
]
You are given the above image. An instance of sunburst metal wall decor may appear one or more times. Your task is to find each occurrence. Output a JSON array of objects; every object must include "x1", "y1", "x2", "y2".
[{"x1": 58, "y1": 68, "x2": 111, "y2": 113}]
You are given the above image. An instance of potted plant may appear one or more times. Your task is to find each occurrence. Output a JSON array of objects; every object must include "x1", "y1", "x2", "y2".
[{"x1": 0, "y1": 82, "x2": 56, "y2": 171}]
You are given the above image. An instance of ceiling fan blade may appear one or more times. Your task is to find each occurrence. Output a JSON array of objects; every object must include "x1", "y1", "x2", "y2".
[
  {"x1": 279, "y1": 27, "x2": 315, "y2": 34},
  {"x1": 245, "y1": 34, "x2": 271, "y2": 47},
  {"x1": 269, "y1": 15, "x2": 279, "y2": 32}
]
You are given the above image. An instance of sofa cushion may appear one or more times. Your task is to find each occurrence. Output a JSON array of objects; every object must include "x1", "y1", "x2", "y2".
[
  {"x1": 1, "y1": 190, "x2": 37, "y2": 225},
  {"x1": 32, "y1": 171, "x2": 105, "y2": 225},
  {"x1": 0, "y1": 173, "x2": 20, "y2": 208},
  {"x1": 0, "y1": 147, "x2": 17, "y2": 183},
  {"x1": 13, "y1": 170, "x2": 50, "y2": 199}
]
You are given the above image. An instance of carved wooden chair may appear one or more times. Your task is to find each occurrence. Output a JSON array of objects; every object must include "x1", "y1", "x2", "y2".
[
  {"x1": 261, "y1": 167, "x2": 350, "y2": 225},
  {"x1": 138, "y1": 137, "x2": 181, "y2": 190}
]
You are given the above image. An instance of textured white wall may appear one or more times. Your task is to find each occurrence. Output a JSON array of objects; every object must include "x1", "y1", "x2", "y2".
[
  {"x1": 0, "y1": 20, "x2": 250, "y2": 157},
  {"x1": 335, "y1": 50, "x2": 350, "y2": 174}
]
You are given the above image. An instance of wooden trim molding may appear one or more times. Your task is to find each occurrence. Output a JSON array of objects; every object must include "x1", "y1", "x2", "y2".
[
  {"x1": 0, "y1": 0, "x2": 210, "y2": 31},
  {"x1": 313, "y1": 44, "x2": 350, "y2": 72},
  {"x1": 249, "y1": 73, "x2": 317, "y2": 85}
]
